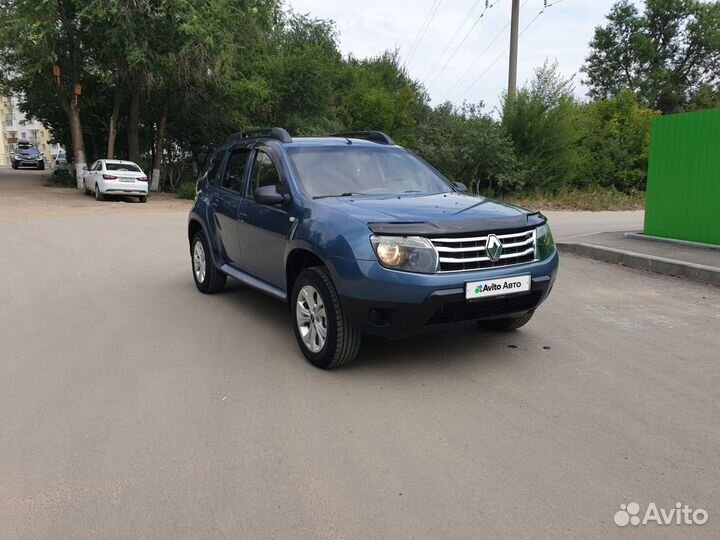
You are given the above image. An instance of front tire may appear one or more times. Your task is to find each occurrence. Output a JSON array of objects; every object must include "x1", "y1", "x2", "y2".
[
  {"x1": 38, "y1": 162, "x2": 45, "y2": 170},
  {"x1": 191, "y1": 231, "x2": 226, "y2": 294},
  {"x1": 83, "y1": 180, "x2": 91, "y2": 195},
  {"x1": 479, "y1": 311, "x2": 534, "y2": 331},
  {"x1": 291, "y1": 266, "x2": 361, "y2": 369}
]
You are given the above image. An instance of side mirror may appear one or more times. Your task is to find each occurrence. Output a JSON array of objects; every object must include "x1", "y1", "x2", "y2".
[
  {"x1": 82, "y1": 165, "x2": 89, "y2": 171},
  {"x1": 254, "y1": 185, "x2": 287, "y2": 206},
  {"x1": 453, "y1": 181, "x2": 468, "y2": 193}
]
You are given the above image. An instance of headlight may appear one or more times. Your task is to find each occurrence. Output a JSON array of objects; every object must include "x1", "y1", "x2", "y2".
[
  {"x1": 536, "y1": 222, "x2": 555, "y2": 260},
  {"x1": 370, "y1": 235, "x2": 438, "y2": 274}
]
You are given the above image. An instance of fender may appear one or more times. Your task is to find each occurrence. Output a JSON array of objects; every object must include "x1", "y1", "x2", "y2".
[{"x1": 188, "y1": 203, "x2": 224, "y2": 269}]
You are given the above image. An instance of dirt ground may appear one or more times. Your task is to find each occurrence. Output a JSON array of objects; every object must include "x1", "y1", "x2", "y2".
[{"x1": 0, "y1": 168, "x2": 192, "y2": 220}]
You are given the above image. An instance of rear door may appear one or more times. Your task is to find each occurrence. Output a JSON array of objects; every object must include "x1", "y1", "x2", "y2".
[
  {"x1": 87, "y1": 161, "x2": 100, "y2": 188},
  {"x1": 212, "y1": 147, "x2": 251, "y2": 266},
  {"x1": 237, "y1": 147, "x2": 293, "y2": 289}
]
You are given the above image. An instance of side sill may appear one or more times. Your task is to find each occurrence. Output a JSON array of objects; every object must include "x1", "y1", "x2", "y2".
[{"x1": 219, "y1": 264, "x2": 287, "y2": 301}]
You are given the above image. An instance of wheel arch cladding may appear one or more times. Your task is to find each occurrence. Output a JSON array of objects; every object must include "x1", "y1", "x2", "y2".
[
  {"x1": 188, "y1": 219, "x2": 204, "y2": 250},
  {"x1": 286, "y1": 248, "x2": 327, "y2": 298}
]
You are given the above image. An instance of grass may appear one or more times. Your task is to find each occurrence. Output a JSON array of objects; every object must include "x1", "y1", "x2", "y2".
[{"x1": 501, "y1": 186, "x2": 646, "y2": 212}]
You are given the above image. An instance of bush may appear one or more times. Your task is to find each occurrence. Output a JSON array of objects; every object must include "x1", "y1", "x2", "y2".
[
  {"x1": 411, "y1": 102, "x2": 524, "y2": 195},
  {"x1": 576, "y1": 90, "x2": 659, "y2": 191},
  {"x1": 501, "y1": 60, "x2": 583, "y2": 194},
  {"x1": 175, "y1": 183, "x2": 196, "y2": 200},
  {"x1": 47, "y1": 169, "x2": 75, "y2": 188}
]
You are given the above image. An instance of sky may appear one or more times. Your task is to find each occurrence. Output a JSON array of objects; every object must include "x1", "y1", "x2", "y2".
[{"x1": 288, "y1": 0, "x2": 622, "y2": 112}]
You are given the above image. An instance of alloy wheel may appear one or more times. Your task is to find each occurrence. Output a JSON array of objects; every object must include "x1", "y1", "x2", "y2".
[
  {"x1": 296, "y1": 285, "x2": 327, "y2": 353},
  {"x1": 193, "y1": 240, "x2": 206, "y2": 283}
]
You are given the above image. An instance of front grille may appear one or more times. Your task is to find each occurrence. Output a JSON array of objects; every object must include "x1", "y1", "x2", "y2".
[
  {"x1": 430, "y1": 228, "x2": 537, "y2": 273},
  {"x1": 427, "y1": 291, "x2": 542, "y2": 325}
]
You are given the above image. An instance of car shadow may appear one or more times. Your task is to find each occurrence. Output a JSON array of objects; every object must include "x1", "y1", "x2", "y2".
[{"x1": 213, "y1": 280, "x2": 531, "y2": 374}]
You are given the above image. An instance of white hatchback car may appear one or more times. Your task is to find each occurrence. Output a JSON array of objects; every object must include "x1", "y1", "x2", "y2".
[{"x1": 83, "y1": 159, "x2": 149, "y2": 202}]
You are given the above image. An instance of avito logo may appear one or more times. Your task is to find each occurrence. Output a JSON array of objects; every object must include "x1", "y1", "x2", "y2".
[
  {"x1": 475, "y1": 281, "x2": 524, "y2": 294},
  {"x1": 614, "y1": 501, "x2": 709, "y2": 527}
]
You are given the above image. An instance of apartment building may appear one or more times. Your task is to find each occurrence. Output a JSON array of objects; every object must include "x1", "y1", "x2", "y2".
[{"x1": 0, "y1": 94, "x2": 63, "y2": 166}]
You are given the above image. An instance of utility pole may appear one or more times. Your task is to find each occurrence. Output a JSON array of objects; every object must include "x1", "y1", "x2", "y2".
[{"x1": 507, "y1": 0, "x2": 520, "y2": 100}]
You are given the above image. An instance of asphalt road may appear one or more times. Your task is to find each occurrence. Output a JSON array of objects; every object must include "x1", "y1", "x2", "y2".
[{"x1": 1, "y1": 169, "x2": 717, "y2": 539}]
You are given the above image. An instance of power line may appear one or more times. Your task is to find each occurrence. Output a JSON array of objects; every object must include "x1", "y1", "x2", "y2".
[
  {"x1": 458, "y1": 0, "x2": 561, "y2": 102},
  {"x1": 425, "y1": 0, "x2": 503, "y2": 91},
  {"x1": 422, "y1": 0, "x2": 483, "y2": 80},
  {"x1": 405, "y1": 0, "x2": 444, "y2": 67},
  {"x1": 440, "y1": 0, "x2": 529, "y2": 102}
]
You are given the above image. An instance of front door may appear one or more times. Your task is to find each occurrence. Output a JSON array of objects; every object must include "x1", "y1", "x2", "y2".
[
  {"x1": 237, "y1": 149, "x2": 293, "y2": 289},
  {"x1": 213, "y1": 148, "x2": 250, "y2": 266}
]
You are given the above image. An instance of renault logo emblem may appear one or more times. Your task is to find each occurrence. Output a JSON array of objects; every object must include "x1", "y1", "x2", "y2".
[{"x1": 486, "y1": 234, "x2": 503, "y2": 262}]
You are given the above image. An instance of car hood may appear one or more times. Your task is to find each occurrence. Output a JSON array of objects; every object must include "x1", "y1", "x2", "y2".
[
  {"x1": 17, "y1": 148, "x2": 40, "y2": 158},
  {"x1": 317, "y1": 192, "x2": 543, "y2": 234}
]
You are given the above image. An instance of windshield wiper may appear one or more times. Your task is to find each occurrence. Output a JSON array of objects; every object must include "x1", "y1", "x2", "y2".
[{"x1": 313, "y1": 192, "x2": 366, "y2": 199}]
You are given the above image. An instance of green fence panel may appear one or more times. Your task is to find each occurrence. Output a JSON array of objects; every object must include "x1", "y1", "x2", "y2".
[{"x1": 645, "y1": 108, "x2": 720, "y2": 245}]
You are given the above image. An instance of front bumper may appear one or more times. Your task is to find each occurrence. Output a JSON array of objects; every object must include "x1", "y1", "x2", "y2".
[
  {"x1": 15, "y1": 159, "x2": 43, "y2": 167},
  {"x1": 334, "y1": 249, "x2": 558, "y2": 338}
]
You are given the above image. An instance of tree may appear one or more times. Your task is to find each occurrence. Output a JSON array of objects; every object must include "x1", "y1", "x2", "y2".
[
  {"x1": 259, "y1": 13, "x2": 344, "y2": 133},
  {"x1": 502, "y1": 60, "x2": 583, "y2": 193},
  {"x1": 338, "y1": 51, "x2": 424, "y2": 140},
  {"x1": 577, "y1": 90, "x2": 660, "y2": 191},
  {"x1": 412, "y1": 102, "x2": 523, "y2": 194},
  {"x1": 583, "y1": 0, "x2": 720, "y2": 114},
  {"x1": 0, "y1": 0, "x2": 92, "y2": 183}
]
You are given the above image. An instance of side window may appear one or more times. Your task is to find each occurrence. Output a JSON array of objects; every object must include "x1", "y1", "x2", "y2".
[
  {"x1": 205, "y1": 149, "x2": 226, "y2": 185},
  {"x1": 247, "y1": 151, "x2": 281, "y2": 199},
  {"x1": 221, "y1": 149, "x2": 250, "y2": 193},
  {"x1": 91, "y1": 161, "x2": 100, "y2": 171}
]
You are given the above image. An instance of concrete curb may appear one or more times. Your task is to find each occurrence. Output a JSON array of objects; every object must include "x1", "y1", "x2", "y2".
[
  {"x1": 624, "y1": 232, "x2": 720, "y2": 251},
  {"x1": 557, "y1": 242, "x2": 720, "y2": 286}
]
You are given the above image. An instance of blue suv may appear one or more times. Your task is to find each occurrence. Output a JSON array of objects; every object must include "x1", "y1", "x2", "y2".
[{"x1": 188, "y1": 128, "x2": 558, "y2": 368}]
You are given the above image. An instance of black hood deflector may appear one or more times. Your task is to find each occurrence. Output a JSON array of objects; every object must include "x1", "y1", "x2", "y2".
[{"x1": 368, "y1": 212, "x2": 545, "y2": 236}]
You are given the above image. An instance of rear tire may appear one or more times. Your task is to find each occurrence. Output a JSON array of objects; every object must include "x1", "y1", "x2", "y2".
[
  {"x1": 139, "y1": 195, "x2": 148, "y2": 203},
  {"x1": 191, "y1": 231, "x2": 226, "y2": 294},
  {"x1": 291, "y1": 266, "x2": 361, "y2": 369},
  {"x1": 95, "y1": 185, "x2": 104, "y2": 201},
  {"x1": 479, "y1": 311, "x2": 534, "y2": 331}
]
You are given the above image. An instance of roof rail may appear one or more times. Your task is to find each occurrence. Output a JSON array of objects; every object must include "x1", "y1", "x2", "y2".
[
  {"x1": 228, "y1": 127, "x2": 292, "y2": 144},
  {"x1": 330, "y1": 131, "x2": 395, "y2": 145}
]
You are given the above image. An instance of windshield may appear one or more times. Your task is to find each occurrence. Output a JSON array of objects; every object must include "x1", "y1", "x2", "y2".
[
  {"x1": 106, "y1": 162, "x2": 141, "y2": 172},
  {"x1": 17, "y1": 144, "x2": 32, "y2": 150},
  {"x1": 286, "y1": 146, "x2": 453, "y2": 198}
]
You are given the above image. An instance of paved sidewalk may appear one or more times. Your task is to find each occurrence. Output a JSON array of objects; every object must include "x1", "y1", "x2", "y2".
[{"x1": 558, "y1": 231, "x2": 720, "y2": 286}]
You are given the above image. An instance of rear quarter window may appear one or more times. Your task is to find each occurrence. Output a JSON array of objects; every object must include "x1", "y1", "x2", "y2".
[{"x1": 205, "y1": 150, "x2": 227, "y2": 185}]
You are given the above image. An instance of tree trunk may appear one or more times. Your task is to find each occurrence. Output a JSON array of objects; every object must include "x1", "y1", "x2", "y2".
[
  {"x1": 68, "y1": 103, "x2": 87, "y2": 187},
  {"x1": 107, "y1": 89, "x2": 121, "y2": 159},
  {"x1": 151, "y1": 104, "x2": 168, "y2": 192},
  {"x1": 127, "y1": 89, "x2": 141, "y2": 162}
]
